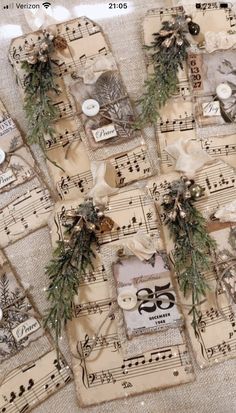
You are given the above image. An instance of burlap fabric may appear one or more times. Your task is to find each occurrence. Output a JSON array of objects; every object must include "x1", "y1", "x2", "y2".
[{"x1": 1, "y1": 0, "x2": 236, "y2": 412}]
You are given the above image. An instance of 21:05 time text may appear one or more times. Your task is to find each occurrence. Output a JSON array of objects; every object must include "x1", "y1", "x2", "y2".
[{"x1": 109, "y1": 3, "x2": 128, "y2": 9}]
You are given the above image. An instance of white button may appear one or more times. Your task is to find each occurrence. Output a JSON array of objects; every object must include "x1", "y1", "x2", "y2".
[
  {"x1": 117, "y1": 287, "x2": 137, "y2": 310},
  {"x1": 82, "y1": 99, "x2": 100, "y2": 117},
  {"x1": 216, "y1": 83, "x2": 232, "y2": 100},
  {"x1": 0, "y1": 307, "x2": 3, "y2": 321},
  {"x1": 0, "y1": 148, "x2": 5, "y2": 164}
]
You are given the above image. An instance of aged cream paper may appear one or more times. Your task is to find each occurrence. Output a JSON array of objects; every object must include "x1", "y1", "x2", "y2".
[
  {"x1": 0, "y1": 350, "x2": 72, "y2": 413},
  {"x1": 0, "y1": 186, "x2": 54, "y2": 248},
  {"x1": 143, "y1": 5, "x2": 236, "y2": 172},
  {"x1": 0, "y1": 99, "x2": 35, "y2": 193},
  {"x1": 50, "y1": 193, "x2": 194, "y2": 406},
  {"x1": 0, "y1": 252, "x2": 45, "y2": 361},
  {"x1": 9, "y1": 18, "x2": 156, "y2": 199}
]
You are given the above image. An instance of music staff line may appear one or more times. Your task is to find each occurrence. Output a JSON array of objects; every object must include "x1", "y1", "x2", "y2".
[
  {"x1": 86, "y1": 345, "x2": 190, "y2": 388},
  {"x1": 97, "y1": 217, "x2": 158, "y2": 245},
  {"x1": 201, "y1": 140, "x2": 236, "y2": 158},
  {"x1": 198, "y1": 305, "x2": 236, "y2": 330},
  {"x1": 73, "y1": 298, "x2": 113, "y2": 318},
  {"x1": 79, "y1": 265, "x2": 108, "y2": 286},
  {"x1": 10, "y1": 20, "x2": 102, "y2": 62},
  {"x1": 0, "y1": 188, "x2": 52, "y2": 235},
  {"x1": 156, "y1": 114, "x2": 195, "y2": 133},
  {"x1": 45, "y1": 129, "x2": 81, "y2": 151},
  {"x1": 0, "y1": 365, "x2": 71, "y2": 413},
  {"x1": 59, "y1": 20, "x2": 101, "y2": 43},
  {"x1": 206, "y1": 337, "x2": 236, "y2": 360},
  {"x1": 56, "y1": 147, "x2": 152, "y2": 198},
  {"x1": 81, "y1": 333, "x2": 121, "y2": 356}
]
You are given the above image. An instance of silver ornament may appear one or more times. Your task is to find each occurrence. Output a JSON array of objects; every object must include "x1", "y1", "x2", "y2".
[
  {"x1": 163, "y1": 194, "x2": 172, "y2": 204},
  {"x1": 87, "y1": 222, "x2": 96, "y2": 231},
  {"x1": 190, "y1": 184, "x2": 202, "y2": 197},
  {"x1": 176, "y1": 38, "x2": 184, "y2": 46}
]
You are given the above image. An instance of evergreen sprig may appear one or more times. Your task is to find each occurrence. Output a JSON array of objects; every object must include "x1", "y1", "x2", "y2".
[
  {"x1": 162, "y1": 177, "x2": 217, "y2": 331},
  {"x1": 44, "y1": 200, "x2": 102, "y2": 352},
  {"x1": 21, "y1": 31, "x2": 64, "y2": 170},
  {"x1": 136, "y1": 16, "x2": 190, "y2": 128}
]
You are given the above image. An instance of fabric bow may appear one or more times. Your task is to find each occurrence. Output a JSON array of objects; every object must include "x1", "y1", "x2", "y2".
[
  {"x1": 80, "y1": 54, "x2": 117, "y2": 85},
  {"x1": 88, "y1": 161, "x2": 118, "y2": 206},
  {"x1": 205, "y1": 31, "x2": 236, "y2": 53},
  {"x1": 24, "y1": 3, "x2": 71, "y2": 31},
  {"x1": 165, "y1": 137, "x2": 213, "y2": 177},
  {"x1": 214, "y1": 200, "x2": 236, "y2": 222}
]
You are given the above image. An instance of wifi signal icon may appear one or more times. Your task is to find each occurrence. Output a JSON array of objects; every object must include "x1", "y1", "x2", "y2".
[{"x1": 42, "y1": 1, "x2": 51, "y2": 8}]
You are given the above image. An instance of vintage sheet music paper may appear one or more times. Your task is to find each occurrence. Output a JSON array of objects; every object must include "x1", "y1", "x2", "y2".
[
  {"x1": 146, "y1": 160, "x2": 236, "y2": 219},
  {"x1": 50, "y1": 193, "x2": 195, "y2": 407},
  {"x1": 9, "y1": 18, "x2": 157, "y2": 200},
  {"x1": 0, "y1": 99, "x2": 35, "y2": 193},
  {"x1": 165, "y1": 225, "x2": 236, "y2": 368},
  {"x1": 0, "y1": 186, "x2": 53, "y2": 248},
  {"x1": 146, "y1": 168, "x2": 236, "y2": 367},
  {"x1": 143, "y1": 4, "x2": 236, "y2": 173},
  {"x1": 0, "y1": 251, "x2": 73, "y2": 412},
  {"x1": 0, "y1": 350, "x2": 72, "y2": 413}
]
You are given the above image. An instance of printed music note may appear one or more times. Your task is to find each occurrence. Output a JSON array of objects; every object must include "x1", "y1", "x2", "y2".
[
  {"x1": 0, "y1": 351, "x2": 72, "y2": 413},
  {"x1": 0, "y1": 187, "x2": 53, "y2": 248},
  {"x1": 50, "y1": 196, "x2": 194, "y2": 406},
  {"x1": 166, "y1": 225, "x2": 236, "y2": 367},
  {"x1": 55, "y1": 146, "x2": 154, "y2": 200},
  {"x1": 81, "y1": 341, "x2": 193, "y2": 390},
  {"x1": 96, "y1": 189, "x2": 160, "y2": 246}
]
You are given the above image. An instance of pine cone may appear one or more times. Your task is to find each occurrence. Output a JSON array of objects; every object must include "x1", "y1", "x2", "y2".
[
  {"x1": 53, "y1": 36, "x2": 67, "y2": 51},
  {"x1": 100, "y1": 216, "x2": 114, "y2": 232}
]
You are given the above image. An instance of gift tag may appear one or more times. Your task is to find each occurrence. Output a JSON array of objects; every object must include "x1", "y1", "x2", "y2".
[
  {"x1": 0, "y1": 168, "x2": 16, "y2": 189},
  {"x1": 9, "y1": 18, "x2": 156, "y2": 198},
  {"x1": 92, "y1": 123, "x2": 117, "y2": 142},
  {"x1": 0, "y1": 254, "x2": 45, "y2": 361},
  {"x1": 0, "y1": 99, "x2": 35, "y2": 193},
  {"x1": 114, "y1": 254, "x2": 182, "y2": 337},
  {"x1": 202, "y1": 101, "x2": 221, "y2": 117}
]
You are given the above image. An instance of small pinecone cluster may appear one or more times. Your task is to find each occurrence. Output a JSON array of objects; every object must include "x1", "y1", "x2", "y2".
[{"x1": 24, "y1": 30, "x2": 67, "y2": 65}]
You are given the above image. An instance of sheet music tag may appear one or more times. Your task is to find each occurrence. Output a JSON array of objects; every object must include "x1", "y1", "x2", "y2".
[
  {"x1": 92, "y1": 123, "x2": 117, "y2": 142},
  {"x1": 12, "y1": 317, "x2": 41, "y2": 341},
  {"x1": 202, "y1": 101, "x2": 220, "y2": 117},
  {"x1": 0, "y1": 117, "x2": 15, "y2": 136},
  {"x1": 0, "y1": 168, "x2": 16, "y2": 188}
]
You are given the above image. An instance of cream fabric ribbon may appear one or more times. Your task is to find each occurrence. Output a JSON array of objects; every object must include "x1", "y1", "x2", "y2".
[
  {"x1": 80, "y1": 54, "x2": 117, "y2": 85},
  {"x1": 122, "y1": 232, "x2": 158, "y2": 261},
  {"x1": 24, "y1": 3, "x2": 71, "y2": 31},
  {"x1": 214, "y1": 200, "x2": 236, "y2": 222},
  {"x1": 205, "y1": 31, "x2": 236, "y2": 53},
  {"x1": 165, "y1": 137, "x2": 213, "y2": 177},
  {"x1": 87, "y1": 161, "x2": 118, "y2": 206}
]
